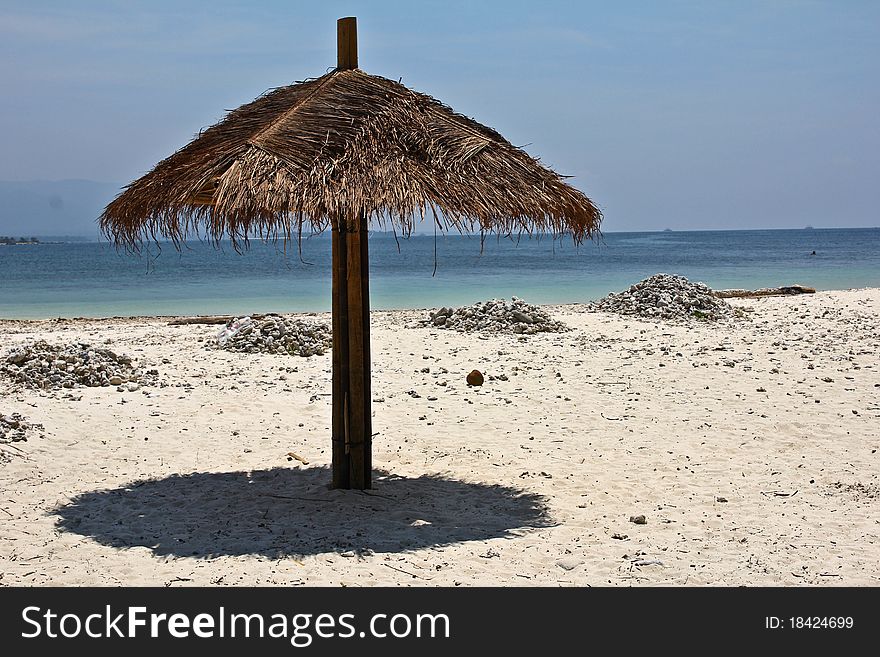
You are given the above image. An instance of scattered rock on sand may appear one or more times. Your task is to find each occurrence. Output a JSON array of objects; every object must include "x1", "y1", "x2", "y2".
[
  {"x1": 418, "y1": 298, "x2": 569, "y2": 334},
  {"x1": 1, "y1": 341, "x2": 155, "y2": 391},
  {"x1": 214, "y1": 315, "x2": 332, "y2": 357},
  {"x1": 827, "y1": 481, "x2": 879, "y2": 501},
  {"x1": 1, "y1": 412, "x2": 43, "y2": 463},
  {"x1": 629, "y1": 514, "x2": 647, "y2": 525},
  {"x1": 593, "y1": 274, "x2": 740, "y2": 322},
  {"x1": 0, "y1": 412, "x2": 41, "y2": 442},
  {"x1": 466, "y1": 369, "x2": 485, "y2": 386},
  {"x1": 556, "y1": 557, "x2": 583, "y2": 571},
  {"x1": 632, "y1": 558, "x2": 664, "y2": 567}
]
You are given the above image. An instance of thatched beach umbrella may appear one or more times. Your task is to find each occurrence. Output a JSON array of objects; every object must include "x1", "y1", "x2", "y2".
[{"x1": 100, "y1": 17, "x2": 601, "y2": 490}]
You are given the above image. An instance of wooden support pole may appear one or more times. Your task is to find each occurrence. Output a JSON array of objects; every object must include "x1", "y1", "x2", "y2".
[
  {"x1": 360, "y1": 219, "x2": 372, "y2": 484},
  {"x1": 331, "y1": 227, "x2": 350, "y2": 489},
  {"x1": 345, "y1": 215, "x2": 371, "y2": 489},
  {"x1": 330, "y1": 216, "x2": 372, "y2": 489},
  {"x1": 330, "y1": 18, "x2": 370, "y2": 490},
  {"x1": 337, "y1": 17, "x2": 358, "y2": 70}
]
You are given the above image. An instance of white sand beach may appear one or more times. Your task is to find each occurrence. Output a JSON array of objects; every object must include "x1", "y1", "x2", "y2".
[{"x1": 1, "y1": 289, "x2": 878, "y2": 586}]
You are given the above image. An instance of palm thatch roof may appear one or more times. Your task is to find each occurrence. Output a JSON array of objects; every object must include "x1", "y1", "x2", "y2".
[{"x1": 100, "y1": 67, "x2": 601, "y2": 247}]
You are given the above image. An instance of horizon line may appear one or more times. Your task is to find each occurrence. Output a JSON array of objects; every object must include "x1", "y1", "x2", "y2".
[{"x1": 12, "y1": 225, "x2": 879, "y2": 241}]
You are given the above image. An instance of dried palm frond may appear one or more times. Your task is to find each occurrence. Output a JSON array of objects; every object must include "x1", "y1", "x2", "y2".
[{"x1": 101, "y1": 68, "x2": 601, "y2": 248}]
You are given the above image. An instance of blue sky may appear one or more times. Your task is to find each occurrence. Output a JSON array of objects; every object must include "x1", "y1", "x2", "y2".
[{"x1": 1, "y1": 0, "x2": 878, "y2": 231}]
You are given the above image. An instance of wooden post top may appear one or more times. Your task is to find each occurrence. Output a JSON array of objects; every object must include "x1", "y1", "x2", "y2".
[{"x1": 337, "y1": 17, "x2": 358, "y2": 70}]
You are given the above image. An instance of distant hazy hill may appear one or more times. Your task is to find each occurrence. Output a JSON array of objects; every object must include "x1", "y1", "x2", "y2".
[{"x1": 0, "y1": 180, "x2": 122, "y2": 238}]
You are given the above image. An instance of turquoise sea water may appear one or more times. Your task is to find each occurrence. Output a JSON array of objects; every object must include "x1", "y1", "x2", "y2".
[{"x1": 1, "y1": 228, "x2": 878, "y2": 319}]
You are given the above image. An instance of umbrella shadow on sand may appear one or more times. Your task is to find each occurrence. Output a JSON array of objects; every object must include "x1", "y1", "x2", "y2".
[{"x1": 54, "y1": 466, "x2": 554, "y2": 558}]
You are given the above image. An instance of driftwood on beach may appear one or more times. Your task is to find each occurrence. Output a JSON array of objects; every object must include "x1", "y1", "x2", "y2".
[
  {"x1": 168, "y1": 316, "x2": 233, "y2": 326},
  {"x1": 713, "y1": 285, "x2": 816, "y2": 299},
  {"x1": 168, "y1": 314, "x2": 271, "y2": 326}
]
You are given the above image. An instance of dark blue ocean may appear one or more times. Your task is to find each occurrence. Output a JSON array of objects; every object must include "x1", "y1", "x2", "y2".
[{"x1": 1, "y1": 228, "x2": 878, "y2": 319}]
